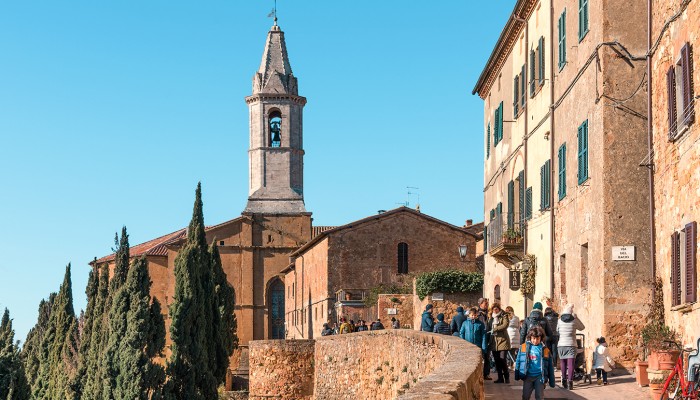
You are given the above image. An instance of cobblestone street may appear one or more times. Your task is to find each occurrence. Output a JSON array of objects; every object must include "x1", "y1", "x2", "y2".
[{"x1": 484, "y1": 370, "x2": 648, "y2": 399}]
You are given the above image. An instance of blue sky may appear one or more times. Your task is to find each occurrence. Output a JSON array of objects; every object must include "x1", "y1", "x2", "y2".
[{"x1": 0, "y1": 2, "x2": 512, "y2": 341}]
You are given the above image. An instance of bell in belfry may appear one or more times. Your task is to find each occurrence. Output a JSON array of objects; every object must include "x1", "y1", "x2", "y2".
[{"x1": 270, "y1": 120, "x2": 281, "y2": 147}]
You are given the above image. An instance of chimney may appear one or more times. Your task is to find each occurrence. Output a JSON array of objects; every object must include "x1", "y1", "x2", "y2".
[{"x1": 465, "y1": 219, "x2": 473, "y2": 227}]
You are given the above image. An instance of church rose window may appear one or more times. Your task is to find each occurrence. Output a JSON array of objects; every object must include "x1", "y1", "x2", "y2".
[{"x1": 269, "y1": 111, "x2": 282, "y2": 147}]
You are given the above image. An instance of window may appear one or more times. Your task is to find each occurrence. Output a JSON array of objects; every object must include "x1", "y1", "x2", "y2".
[
  {"x1": 530, "y1": 49, "x2": 536, "y2": 97},
  {"x1": 581, "y1": 243, "x2": 589, "y2": 290},
  {"x1": 507, "y1": 180, "x2": 515, "y2": 229},
  {"x1": 667, "y1": 43, "x2": 696, "y2": 140},
  {"x1": 540, "y1": 159, "x2": 551, "y2": 210},
  {"x1": 494, "y1": 102, "x2": 504, "y2": 146},
  {"x1": 486, "y1": 123, "x2": 491, "y2": 159},
  {"x1": 269, "y1": 111, "x2": 282, "y2": 147},
  {"x1": 525, "y1": 187, "x2": 533, "y2": 220},
  {"x1": 398, "y1": 242, "x2": 408, "y2": 274},
  {"x1": 558, "y1": 9, "x2": 567, "y2": 69},
  {"x1": 538, "y1": 37, "x2": 545, "y2": 86},
  {"x1": 520, "y1": 65, "x2": 527, "y2": 110},
  {"x1": 671, "y1": 222, "x2": 697, "y2": 306},
  {"x1": 577, "y1": 120, "x2": 589, "y2": 184},
  {"x1": 578, "y1": 0, "x2": 589, "y2": 41},
  {"x1": 531, "y1": 37, "x2": 546, "y2": 97},
  {"x1": 489, "y1": 209, "x2": 496, "y2": 221},
  {"x1": 517, "y1": 170, "x2": 525, "y2": 224},
  {"x1": 496, "y1": 202, "x2": 502, "y2": 220},
  {"x1": 494, "y1": 284, "x2": 501, "y2": 301},
  {"x1": 558, "y1": 144, "x2": 567, "y2": 200},
  {"x1": 514, "y1": 66, "x2": 525, "y2": 118}
]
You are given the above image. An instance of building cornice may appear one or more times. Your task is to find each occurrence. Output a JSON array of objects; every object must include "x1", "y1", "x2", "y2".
[
  {"x1": 471, "y1": 0, "x2": 539, "y2": 99},
  {"x1": 245, "y1": 93, "x2": 307, "y2": 106}
]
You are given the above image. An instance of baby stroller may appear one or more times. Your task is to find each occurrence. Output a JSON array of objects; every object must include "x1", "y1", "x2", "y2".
[{"x1": 572, "y1": 333, "x2": 592, "y2": 383}]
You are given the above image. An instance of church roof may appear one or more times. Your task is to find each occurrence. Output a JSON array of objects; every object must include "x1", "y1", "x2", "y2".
[{"x1": 253, "y1": 24, "x2": 298, "y2": 95}]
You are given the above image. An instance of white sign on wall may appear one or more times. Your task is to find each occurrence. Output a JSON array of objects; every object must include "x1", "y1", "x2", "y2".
[
  {"x1": 431, "y1": 292, "x2": 444, "y2": 301},
  {"x1": 387, "y1": 308, "x2": 397, "y2": 315},
  {"x1": 612, "y1": 246, "x2": 636, "y2": 261}
]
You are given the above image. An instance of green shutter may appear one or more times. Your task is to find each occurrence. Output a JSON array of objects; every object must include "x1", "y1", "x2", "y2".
[
  {"x1": 487, "y1": 123, "x2": 491, "y2": 159},
  {"x1": 490, "y1": 208, "x2": 495, "y2": 221},
  {"x1": 578, "y1": 120, "x2": 589, "y2": 184},
  {"x1": 514, "y1": 75, "x2": 520, "y2": 117},
  {"x1": 530, "y1": 49, "x2": 536, "y2": 96},
  {"x1": 559, "y1": 10, "x2": 567, "y2": 69},
  {"x1": 507, "y1": 180, "x2": 514, "y2": 229},
  {"x1": 496, "y1": 202, "x2": 502, "y2": 220},
  {"x1": 494, "y1": 105, "x2": 501, "y2": 146},
  {"x1": 520, "y1": 65, "x2": 526, "y2": 108},
  {"x1": 539, "y1": 37, "x2": 545, "y2": 85},
  {"x1": 540, "y1": 164, "x2": 545, "y2": 211},
  {"x1": 558, "y1": 143, "x2": 567, "y2": 200},
  {"x1": 579, "y1": 0, "x2": 589, "y2": 41},
  {"x1": 518, "y1": 170, "x2": 525, "y2": 224},
  {"x1": 498, "y1": 102, "x2": 504, "y2": 143},
  {"x1": 545, "y1": 159, "x2": 551, "y2": 208},
  {"x1": 525, "y1": 187, "x2": 533, "y2": 220}
]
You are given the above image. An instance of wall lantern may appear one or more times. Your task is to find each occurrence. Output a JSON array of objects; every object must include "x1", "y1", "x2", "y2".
[{"x1": 458, "y1": 244, "x2": 468, "y2": 261}]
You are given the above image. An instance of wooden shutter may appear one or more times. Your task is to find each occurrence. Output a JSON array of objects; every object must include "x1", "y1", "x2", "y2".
[
  {"x1": 525, "y1": 187, "x2": 532, "y2": 220},
  {"x1": 487, "y1": 123, "x2": 491, "y2": 158},
  {"x1": 559, "y1": 10, "x2": 566, "y2": 69},
  {"x1": 507, "y1": 180, "x2": 514, "y2": 229},
  {"x1": 496, "y1": 202, "x2": 502, "y2": 220},
  {"x1": 540, "y1": 164, "x2": 545, "y2": 211},
  {"x1": 518, "y1": 170, "x2": 525, "y2": 224},
  {"x1": 672, "y1": 232, "x2": 682, "y2": 306},
  {"x1": 667, "y1": 66, "x2": 678, "y2": 138},
  {"x1": 521, "y1": 65, "x2": 527, "y2": 108},
  {"x1": 577, "y1": 124, "x2": 583, "y2": 183},
  {"x1": 578, "y1": 121, "x2": 589, "y2": 184},
  {"x1": 514, "y1": 76, "x2": 520, "y2": 117},
  {"x1": 545, "y1": 160, "x2": 551, "y2": 208},
  {"x1": 582, "y1": 121, "x2": 588, "y2": 181},
  {"x1": 539, "y1": 37, "x2": 545, "y2": 85},
  {"x1": 681, "y1": 43, "x2": 695, "y2": 125},
  {"x1": 530, "y1": 49, "x2": 536, "y2": 96},
  {"x1": 685, "y1": 222, "x2": 697, "y2": 303},
  {"x1": 559, "y1": 144, "x2": 567, "y2": 200},
  {"x1": 583, "y1": 0, "x2": 589, "y2": 35}
]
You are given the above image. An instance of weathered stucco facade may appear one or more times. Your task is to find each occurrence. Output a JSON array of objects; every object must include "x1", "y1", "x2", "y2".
[
  {"x1": 650, "y1": 0, "x2": 699, "y2": 345},
  {"x1": 474, "y1": 0, "x2": 653, "y2": 366}
]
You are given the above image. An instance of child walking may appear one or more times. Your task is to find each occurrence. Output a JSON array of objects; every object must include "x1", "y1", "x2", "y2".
[
  {"x1": 592, "y1": 337, "x2": 616, "y2": 385},
  {"x1": 515, "y1": 326, "x2": 555, "y2": 400}
]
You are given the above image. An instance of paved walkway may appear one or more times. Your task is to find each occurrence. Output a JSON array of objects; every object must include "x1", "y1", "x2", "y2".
[{"x1": 484, "y1": 370, "x2": 648, "y2": 399}]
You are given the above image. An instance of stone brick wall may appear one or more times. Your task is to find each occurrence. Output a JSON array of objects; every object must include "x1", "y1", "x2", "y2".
[
  {"x1": 248, "y1": 340, "x2": 314, "y2": 400},
  {"x1": 414, "y1": 292, "x2": 482, "y2": 332},
  {"x1": 377, "y1": 294, "x2": 414, "y2": 329}
]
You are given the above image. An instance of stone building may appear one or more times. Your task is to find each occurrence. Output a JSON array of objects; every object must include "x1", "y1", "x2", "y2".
[
  {"x1": 473, "y1": 0, "x2": 653, "y2": 365},
  {"x1": 649, "y1": 0, "x2": 699, "y2": 344},
  {"x1": 282, "y1": 207, "x2": 479, "y2": 339}
]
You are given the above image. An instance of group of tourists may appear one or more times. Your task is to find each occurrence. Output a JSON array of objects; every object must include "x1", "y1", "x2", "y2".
[
  {"x1": 320, "y1": 316, "x2": 401, "y2": 336},
  {"x1": 419, "y1": 298, "x2": 615, "y2": 400}
]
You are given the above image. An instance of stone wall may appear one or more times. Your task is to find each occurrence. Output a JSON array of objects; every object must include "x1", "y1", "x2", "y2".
[
  {"x1": 377, "y1": 294, "x2": 414, "y2": 329},
  {"x1": 247, "y1": 330, "x2": 483, "y2": 400},
  {"x1": 248, "y1": 340, "x2": 314, "y2": 400},
  {"x1": 414, "y1": 292, "x2": 482, "y2": 332}
]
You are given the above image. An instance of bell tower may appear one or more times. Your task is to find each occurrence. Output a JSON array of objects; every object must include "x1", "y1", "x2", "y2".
[{"x1": 244, "y1": 21, "x2": 307, "y2": 214}]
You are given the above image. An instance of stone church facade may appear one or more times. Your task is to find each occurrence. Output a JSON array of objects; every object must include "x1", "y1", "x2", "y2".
[{"x1": 93, "y1": 21, "x2": 480, "y2": 384}]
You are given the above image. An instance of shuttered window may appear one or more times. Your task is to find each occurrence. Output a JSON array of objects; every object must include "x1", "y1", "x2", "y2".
[
  {"x1": 514, "y1": 75, "x2": 520, "y2": 117},
  {"x1": 507, "y1": 180, "x2": 515, "y2": 229},
  {"x1": 525, "y1": 187, "x2": 533, "y2": 220},
  {"x1": 540, "y1": 159, "x2": 551, "y2": 210},
  {"x1": 558, "y1": 143, "x2": 567, "y2": 200},
  {"x1": 486, "y1": 123, "x2": 491, "y2": 159},
  {"x1": 577, "y1": 120, "x2": 589, "y2": 184},
  {"x1": 680, "y1": 44, "x2": 695, "y2": 126},
  {"x1": 530, "y1": 49, "x2": 536, "y2": 97},
  {"x1": 578, "y1": 0, "x2": 589, "y2": 41},
  {"x1": 685, "y1": 222, "x2": 697, "y2": 303},
  {"x1": 496, "y1": 202, "x2": 502, "y2": 220},
  {"x1": 667, "y1": 66, "x2": 677, "y2": 137},
  {"x1": 669, "y1": 43, "x2": 696, "y2": 140},
  {"x1": 518, "y1": 171, "x2": 525, "y2": 224},
  {"x1": 495, "y1": 102, "x2": 504, "y2": 145},
  {"x1": 520, "y1": 65, "x2": 527, "y2": 109},
  {"x1": 558, "y1": 10, "x2": 567, "y2": 70},
  {"x1": 538, "y1": 37, "x2": 545, "y2": 86}
]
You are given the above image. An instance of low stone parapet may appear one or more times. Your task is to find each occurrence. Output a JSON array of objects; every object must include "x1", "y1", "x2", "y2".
[{"x1": 248, "y1": 339, "x2": 315, "y2": 399}]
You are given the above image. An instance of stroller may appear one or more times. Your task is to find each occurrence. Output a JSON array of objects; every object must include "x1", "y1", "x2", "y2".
[{"x1": 572, "y1": 333, "x2": 592, "y2": 383}]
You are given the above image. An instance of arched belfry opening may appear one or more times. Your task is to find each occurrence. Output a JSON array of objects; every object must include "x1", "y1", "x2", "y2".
[
  {"x1": 267, "y1": 278, "x2": 285, "y2": 339},
  {"x1": 269, "y1": 110, "x2": 282, "y2": 147}
]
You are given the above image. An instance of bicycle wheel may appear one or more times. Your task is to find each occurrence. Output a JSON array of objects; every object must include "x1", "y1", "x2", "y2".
[{"x1": 661, "y1": 371, "x2": 682, "y2": 400}]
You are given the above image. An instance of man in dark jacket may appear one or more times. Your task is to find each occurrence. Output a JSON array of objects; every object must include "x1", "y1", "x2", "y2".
[
  {"x1": 477, "y1": 298, "x2": 492, "y2": 380},
  {"x1": 371, "y1": 318, "x2": 385, "y2": 330},
  {"x1": 544, "y1": 307, "x2": 560, "y2": 367},
  {"x1": 520, "y1": 302, "x2": 554, "y2": 345},
  {"x1": 450, "y1": 306, "x2": 467, "y2": 336},
  {"x1": 321, "y1": 323, "x2": 334, "y2": 336},
  {"x1": 421, "y1": 304, "x2": 435, "y2": 332},
  {"x1": 433, "y1": 313, "x2": 452, "y2": 335}
]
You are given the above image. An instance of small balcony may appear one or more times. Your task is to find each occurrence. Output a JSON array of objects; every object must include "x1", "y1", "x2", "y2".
[
  {"x1": 487, "y1": 213, "x2": 524, "y2": 266},
  {"x1": 335, "y1": 288, "x2": 368, "y2": 304}
]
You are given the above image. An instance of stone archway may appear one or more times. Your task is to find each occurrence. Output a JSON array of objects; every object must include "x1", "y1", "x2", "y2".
[{"x1": 267, "y1": 278, "x2": 285, "y2": 339}]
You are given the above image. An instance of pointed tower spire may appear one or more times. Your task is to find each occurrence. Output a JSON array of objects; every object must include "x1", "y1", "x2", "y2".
[{"x1": 253, "y1": 23, "x2": 298, "y2": 95}]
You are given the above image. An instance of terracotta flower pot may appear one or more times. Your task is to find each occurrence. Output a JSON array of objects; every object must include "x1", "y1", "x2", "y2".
[
  {"x1": 635, "y1": 360, "x2": 649, "y2": 386},
  {"x1": 654, "y1": 350, "x2": 680, "y2": 370},
  {"x1": 647, "y1": 352, "x2": 659, "y2": 370},
  {"x1": 649, "y1": 382, "x2": 664, "y2": 400}
]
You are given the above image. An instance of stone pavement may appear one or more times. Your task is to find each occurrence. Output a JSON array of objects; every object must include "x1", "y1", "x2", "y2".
[{"x1": 484, "y1": 370, "x2": 649, "y2": 399}]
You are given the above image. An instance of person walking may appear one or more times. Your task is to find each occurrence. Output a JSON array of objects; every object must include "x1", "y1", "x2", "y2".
[
  {"x1": 461, "y1": 307, "x2": 487, "y2": 352},
  {"x1": 420, "y1": 304, "x2": 435, "y2": 332},
  {"x1": 557, "y1": 304, "x2": 585, "y2": 390},
  {"x1": 477, "y1": 298, "x2": 492, "y2": 380},
  {"x1": 592, "y1": 337, "x2": 615, "y2": 385},
  {"x1": 519, "y1": 302, "x2": 553, "y2": 346},
  {"x1": 433, "y1": 313, "x2": 452, "y2": 335},
  {"x1": 450, "y1": 306, "x2": 467, "y2": 336},
  {"x1": 544, "y1": 307, "x2": 560, "y2": 368},
  {"x1": 487, "y1": 304, "x2": 511, "y2": 383},
  {"x1": 321, "y1": 323, "x2": 334, "y2": 336},
  {"x1": 514, "y1": 326, "x2": 555, "y2": 400},
  {"x1": 505, "y1": 306, "x2": 520, "y2": 368},
  {"x1": 391, "y1": 317, "x2": 400, "y2": 329}
]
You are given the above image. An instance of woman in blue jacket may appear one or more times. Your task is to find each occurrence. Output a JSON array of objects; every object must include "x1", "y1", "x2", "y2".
[{"x1": 460, "y1": 308, "x2": 487, "y2": 352}]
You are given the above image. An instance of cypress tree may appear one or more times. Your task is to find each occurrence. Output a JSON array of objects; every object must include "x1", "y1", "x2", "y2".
[
  {"x1": 0, "y1": 309, "x2": 31, "y2": 400},
  {"x1": 209, "y1": 242, "x2": 237, "y2": 383},
  {"x1": 166, "y1": 183, "x2": 217, "y2": 399},
  {"x1": 22, "y1": 293, "x2": 55, "y2": 392},
  {"x1": 33, "y1": 264, "x2": 78, "y2": 400},
  {"x1": 81, "y1": 264, "x2": 109, "y2": 400},
  {"x1": 101, "y1": 256, "x2": 165, "y2": 400},
  {"x1": 75, "y1": 267, "x2": 99, "y2": 397}
]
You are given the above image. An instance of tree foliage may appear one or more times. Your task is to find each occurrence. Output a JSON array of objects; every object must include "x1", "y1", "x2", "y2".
[
  {"x1": 415, "y1": 270, "x2": 484, "y2": 300},
  {"x1": 81, "y1": 263, "x2": 109, "y2": 400},
  {"x1": 22, "y1": 294, "x2": 55, "y2": 392},
  {"x1": 0, "y1": 308, "x2": 30, "y2": 400}
]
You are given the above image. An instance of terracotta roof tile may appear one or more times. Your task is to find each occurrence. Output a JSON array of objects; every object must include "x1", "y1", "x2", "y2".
[
  {"x1": 312, "y1": 226, "x2": 336, "y2": 238},
  {"x1": 92, "y1": 229, "x2": 186, "y2": 264}
]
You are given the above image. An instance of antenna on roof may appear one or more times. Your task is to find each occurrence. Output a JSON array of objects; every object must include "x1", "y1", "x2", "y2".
[{"x1": 407, "y1": 186, "x2": 420, "y2": 209}]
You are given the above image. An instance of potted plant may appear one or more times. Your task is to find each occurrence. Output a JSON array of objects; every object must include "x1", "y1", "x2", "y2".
[
  {"x1": 647, "y1": 369, "x2": 671, "y2": 400},
  {"x1": 635, "y1": 359, "x2": 650, "y2": 386},
  {"x1": 642, "y1": 322, "x2": 679, "y2": 371}
]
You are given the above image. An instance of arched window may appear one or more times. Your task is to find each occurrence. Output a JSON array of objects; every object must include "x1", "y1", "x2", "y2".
[
  {"x1": 397, "y1": 242, "x2": 408, "y2": 274},
  {"x1": 269, "y1": 110, "x2": 282, "y2": 147},
  {"x1": 494, "y1": 284, "x2": 501, "y2": 301}
]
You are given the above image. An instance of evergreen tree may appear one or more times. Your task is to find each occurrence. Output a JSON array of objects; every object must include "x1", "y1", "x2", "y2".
[
  {"x1": 101, "y1": 256, "x2": 165, "y2": 400},
  {"x1": 81, "y1": 264, "x2": 109, "y2": 400},
  {"x1": 0, "y1": 309, "x2": 31, "y2": 400},
  {"x1": 33, "y1": 264, "x2": 78, "y2": 400},
  {"x1": 209, "y1": 242, "x2": 237, "y2": 383},
  {"x1": 22, "y1": 294, "x2": 55, "y2": 392},
  {"x1": 166, "y1": 183, "x2": 219, "y2": 399},
  {"x1": 75, "y1": 267, "x2": 99, "y2": 397}
]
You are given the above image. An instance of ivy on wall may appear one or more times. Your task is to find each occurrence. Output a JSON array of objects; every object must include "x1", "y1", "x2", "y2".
[
  {"x1": 415, "y1": 270, "x2": 484, "y2": 300},
  {"x1": 520, "y1": 254, "x2": 537, "y2": 296}
]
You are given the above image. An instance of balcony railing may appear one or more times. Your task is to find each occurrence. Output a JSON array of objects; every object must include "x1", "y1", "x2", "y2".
[
  {"x1": 486, "y1": 213, "x2": 524, "y2": 265},
  {"x1": 335, "y1": 288, "x2": 368, "y2": 303}
]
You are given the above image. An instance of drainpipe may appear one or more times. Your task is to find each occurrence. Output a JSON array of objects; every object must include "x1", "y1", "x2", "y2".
[
  {"x1": 550, "y1": 0, "x2": 556, "y2": 306},
  {"x1": 646, "y1": 0, "x2": 657, "y2": 301}
]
